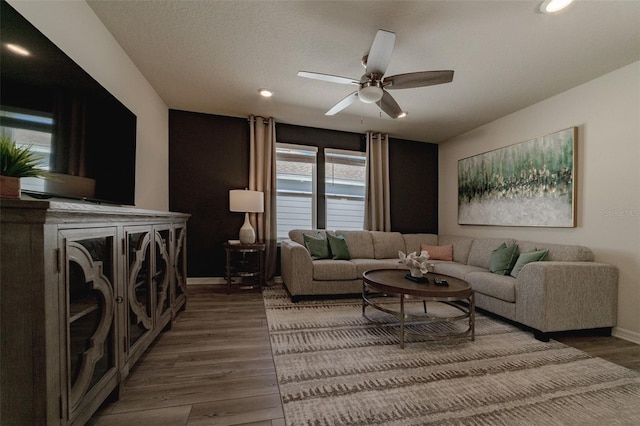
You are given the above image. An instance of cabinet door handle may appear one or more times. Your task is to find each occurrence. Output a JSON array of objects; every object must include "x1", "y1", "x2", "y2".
[{"x1": 115, "y1": 296, "x2": 124, "y2": 304}]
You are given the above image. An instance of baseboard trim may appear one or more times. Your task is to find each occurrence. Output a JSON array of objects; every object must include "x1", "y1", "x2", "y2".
[
  {"x1": 187, "y1": 277, "x2": 226, "y2": 285},
  {"x1": 187, "y1": 276, "x2": 283, "y2": 286},
  {"x1": 612, "y1": 327, "x2": 640, "y2": 345}
]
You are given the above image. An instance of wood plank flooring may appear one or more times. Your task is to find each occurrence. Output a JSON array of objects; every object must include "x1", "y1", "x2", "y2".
[
  {"x1": 90, "y1": 284, "x2": 639, "y2": 425},
  {"x1": 89, "y1": 285, "x2": 283, "y2": 426}
]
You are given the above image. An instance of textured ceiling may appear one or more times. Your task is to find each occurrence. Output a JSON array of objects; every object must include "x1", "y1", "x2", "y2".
[{"x1": 87, "y1": 0, "x2": 640, "y2": 143}]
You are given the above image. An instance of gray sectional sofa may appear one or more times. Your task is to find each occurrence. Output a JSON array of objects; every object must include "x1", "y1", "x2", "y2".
[{"x1": 280, "y1": 229, "x2": 619, "y2": 340}]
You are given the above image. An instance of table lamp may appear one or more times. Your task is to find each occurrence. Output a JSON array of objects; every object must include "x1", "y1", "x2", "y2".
[{"x1": 229, "y1": 189, "x2": 264, "y2": 244}]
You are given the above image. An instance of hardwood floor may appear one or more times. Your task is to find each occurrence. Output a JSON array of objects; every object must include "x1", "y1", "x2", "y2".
[
  {"x1": 90, "y1": 284, "x2": 639, "y2": 425},
  {"x1": 555, "y1": 331, "x2": 640, "y2": 373},
  {"x1": 90, "y1": 285, "x2": 283, "y2": 426}
]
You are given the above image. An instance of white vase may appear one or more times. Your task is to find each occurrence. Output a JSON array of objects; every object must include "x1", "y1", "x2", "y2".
[{"x1": 238, "y1": 212, "x2": 256, "y2": 244}]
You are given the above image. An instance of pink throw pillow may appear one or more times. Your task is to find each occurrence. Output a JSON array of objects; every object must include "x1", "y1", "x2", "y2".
[{"x1": 420, "y1": 243, "x2": 454, "y2": 261}]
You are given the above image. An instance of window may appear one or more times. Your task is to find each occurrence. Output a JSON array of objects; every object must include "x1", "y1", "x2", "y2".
[
  {"x1": 275, "y1": 144, "x2": 317, "y2": 240},
  {"x1": 325, "y1": 149, "x2": 366, "y2": 230},
  {"x1": 276, "y1": 143, "x2": 367, "y2": 240}
]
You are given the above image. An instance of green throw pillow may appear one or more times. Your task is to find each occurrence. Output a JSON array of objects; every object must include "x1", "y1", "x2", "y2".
[
  {"x1": 303, "y1": 233, "x2": 330, "y2": 260},
  {"x1": 489, "y1": 242, "x2": 520, "y2": 275},
  {"x1": 510, "y1": 249, "x2": 549, "y2": 278},
  {"x1": 327, "y1": 234, "x2": 351, "y2": 260}
]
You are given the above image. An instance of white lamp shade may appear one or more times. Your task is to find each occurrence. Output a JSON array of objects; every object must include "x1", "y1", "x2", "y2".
[{"x1": 229, "y1": 189, "x2": 264, "y2": 213}]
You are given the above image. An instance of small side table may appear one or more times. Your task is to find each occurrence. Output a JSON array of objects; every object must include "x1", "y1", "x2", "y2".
[{"x1": 223, "y1": 242, "x2": 265, "y2": 294}]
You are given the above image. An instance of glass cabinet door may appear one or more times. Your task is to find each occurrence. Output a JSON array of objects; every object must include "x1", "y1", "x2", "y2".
[
  {"x1": 154, "y1": 228, "x2": 171, "y2": 322},
  {"x1": 126, "y1": 230, "x2": 153, "y2": 353},
  {"x1": 173, "y1": 226, "x2": 187, "y2": 310},
  {"x1": 63, "y1": 232, "x2": 117, "y2": 416}
]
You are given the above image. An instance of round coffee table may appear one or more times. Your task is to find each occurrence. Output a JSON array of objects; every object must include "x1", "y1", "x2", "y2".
[{"x1": 362, "y1": 269, "x2": 475, "y2": 348}]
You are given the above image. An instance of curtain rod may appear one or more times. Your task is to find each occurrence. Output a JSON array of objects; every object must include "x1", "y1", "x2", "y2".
[
  {"x1": 248, "y1": 116, "x2": 272, "y2": 125},
  {"x1": 366, "y1": 132, "x2": 389, "y2": 139}
]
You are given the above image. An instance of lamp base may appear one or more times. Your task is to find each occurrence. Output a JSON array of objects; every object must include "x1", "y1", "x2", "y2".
[{"x1": 239, "y1": 212, "x2": 256, "y2": 244}]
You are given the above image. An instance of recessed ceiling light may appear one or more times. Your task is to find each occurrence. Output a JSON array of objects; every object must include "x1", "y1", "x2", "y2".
[
  {"x1": 540, "y1": 0, "x2": 574, "y2": 14},
  {"x1": 397, "y1": 111, "x2": 408, "y2": 119},
  {"x1": 5, "y1": 43, "x2": 30, "y2": 56},
  {"x1": 258, "y1": 88, "x2": 273, "y2": 98}
]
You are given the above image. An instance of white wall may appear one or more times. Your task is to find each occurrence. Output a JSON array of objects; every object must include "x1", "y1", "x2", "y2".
[
  {"x1": 439, "y1": 61, "x2": 640, "y2": 342},
  {"x1": 8, "y1": 0, "x2": 169, "y2": 210}
]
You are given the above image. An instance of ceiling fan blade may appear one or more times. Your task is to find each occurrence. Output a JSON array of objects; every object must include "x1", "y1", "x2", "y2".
[
  {"x1": 377, "y1": 90, "x2": 403, "y2": 119},
  {"x1": 326, "y1": 91, "x2": 359, "y2": 116},
  {"x1": 297, "y1": 71, "x2": 359, "y2": 85},
  {"x1": 384, "y1": 70, "x2": 454, "y2": 90},
  {"x1": 365, "y1": 29, "x2": 395, "y2": 77}
]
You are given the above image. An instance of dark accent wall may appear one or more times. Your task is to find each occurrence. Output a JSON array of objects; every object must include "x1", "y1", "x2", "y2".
[
  {"x1": 389, "y1": 137, "x2": 439, "y2": 234},
  {"x1": 169, "y1": 110, "x2": 249, "y2": 277},
  {"x1": 169, "y1": 110, "x2": 438, "y2": 277}
]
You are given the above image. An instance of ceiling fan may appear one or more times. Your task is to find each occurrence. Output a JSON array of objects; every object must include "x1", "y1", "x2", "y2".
[{"x1": 297, "y1": 29, "x2": 454, "y2": 119}]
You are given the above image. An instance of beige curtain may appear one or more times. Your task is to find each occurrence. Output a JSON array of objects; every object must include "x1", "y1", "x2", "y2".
[
  {"x1": 364, "y1": 132, "x2": 391, "y2": 231},
  {"x1": 249, "y1": 115, "x2": 277, "y2": 281}
]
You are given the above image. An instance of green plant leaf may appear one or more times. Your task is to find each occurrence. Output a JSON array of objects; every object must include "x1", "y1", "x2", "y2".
[{"x1": 0, "y1": 136, "x2": 47, "y2": 178}]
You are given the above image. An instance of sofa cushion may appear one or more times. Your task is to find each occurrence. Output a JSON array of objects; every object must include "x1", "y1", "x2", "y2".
[
  {"x1": 327, "y1": 234, "x2": 351, "y2": 260},
  {"x1": 510, "y1": 249, "x2": 549, "y2": 278},
  {"x1": 312, "y1": 259, "x2": 358, "y2": 280},
  {"x1": 420, "y1": 243, "x2": 453, "y2": 261},
  {"x1": 303, "y1": 233, "x2": 331, "y2": 259},
  {"x1": 516, "y1": 240, "x2": 593, "y2": 262},
  {"x1": 289, "y1": 229, "x2": 333, "y2": 246},
  {"x1": 335, "y1": 231, "x2": 374, "y2": 259},
  {"x1": 402, "y1": 233, "x2": 438, "y2": 256},
  {"x1": 370, "y1": 231, "x2": 405, "y2": 259},
  {"x1": 432, "y1": 262, "x2": 486, "y2": 281},
  {"x1": 437, "y1": 235, "x2": 474, "y2": 264},
  {"x1": 466, "y1": 271, "x2": 517, "y2": 303},
  {"x1": 350, "y1": 258, "x2": 403, "y2": 276},
  {"x1": 468, "y1": 238, "x2": 516, "y2": 269},
  {"x1": 488, "y1": 243, "x2": 520, "y2": 275}
]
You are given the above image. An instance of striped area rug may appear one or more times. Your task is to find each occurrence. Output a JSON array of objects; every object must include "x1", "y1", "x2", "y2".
[{"x1": 263, "y1": 285, "x2": 640, "y2": 425}]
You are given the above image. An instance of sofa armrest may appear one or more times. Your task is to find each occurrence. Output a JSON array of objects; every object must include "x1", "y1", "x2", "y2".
[
  {"x1": 515, "y1": 262, "x2": 618, "y2": 333},
  {"x1": 280, "y1": 239, "x2": 313, "y2": 297}
]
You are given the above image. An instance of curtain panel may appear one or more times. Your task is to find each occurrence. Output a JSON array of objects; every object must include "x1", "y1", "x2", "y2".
[
  {"x1": 364, "y1": 132, "x2": 391, "y2": 231},
  {"x1": 249, "y1": 115, "x2": 277, "y2": 281}
]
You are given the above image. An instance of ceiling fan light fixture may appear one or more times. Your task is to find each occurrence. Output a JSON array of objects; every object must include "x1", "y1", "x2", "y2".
[
  {"x1": 358, "y1": 85, "x2": 383, "y2": 103},
  {"x1": 397, "y1": 111, "x2": 408, "y2": 118},
  {"x1": 540, "y1": 0, "x2": 574, "y2": 14}
]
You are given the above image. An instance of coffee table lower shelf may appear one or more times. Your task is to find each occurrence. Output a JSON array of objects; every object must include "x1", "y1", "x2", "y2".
[{"x1": 362, "y1": 269, "x2": 475, "y2": 349}]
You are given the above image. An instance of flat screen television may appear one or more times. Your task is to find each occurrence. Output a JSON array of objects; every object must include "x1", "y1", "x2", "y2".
[{"x1": 1, "y1": 0, "x2": 137, "y2": 205}]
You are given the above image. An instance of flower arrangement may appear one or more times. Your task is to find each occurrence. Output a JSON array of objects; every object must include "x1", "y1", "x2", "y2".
[{"x1": 398, "y1": 250, "x2": 431, "y2": 278}]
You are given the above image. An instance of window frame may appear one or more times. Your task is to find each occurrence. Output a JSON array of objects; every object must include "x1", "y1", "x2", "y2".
[
  {"x1": 324, "y1": 148, "x2": 366, "y2": 231},
  {"x1": 275, "y1": 143, "x2": 318, "y2": 241}
]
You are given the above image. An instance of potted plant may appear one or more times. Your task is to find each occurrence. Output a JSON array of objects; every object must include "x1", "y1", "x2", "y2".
[{"x1": 0, "y1": 136, "x2": 46, "y2": 198}]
